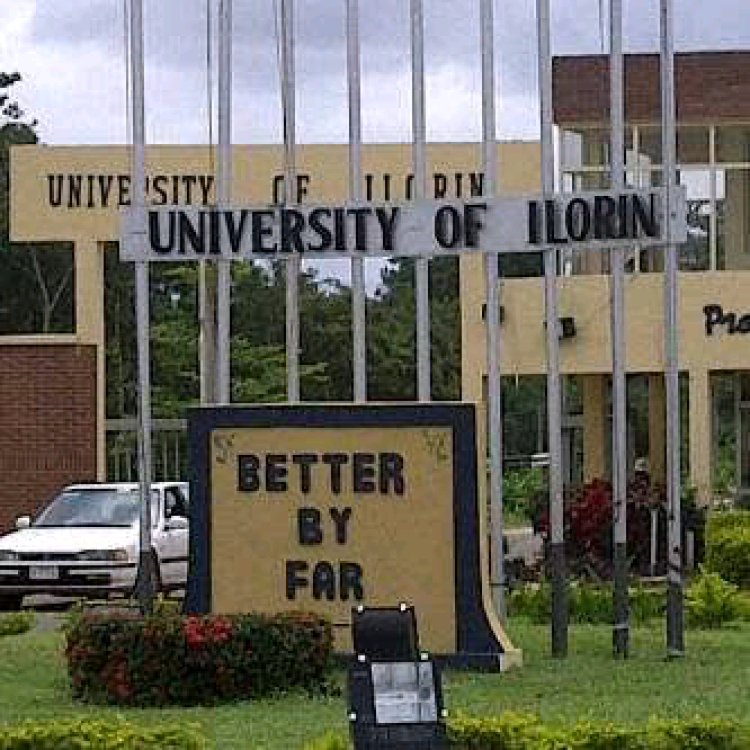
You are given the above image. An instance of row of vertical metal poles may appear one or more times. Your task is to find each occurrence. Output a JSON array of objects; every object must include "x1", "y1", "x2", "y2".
[
  {"x1": 411, "y1": 0, "x2": 431, "y2": 402},
  {"x1": 609, "y1": 0, "x2": 629, "y2": 659},
  {"x1": 281, "y1": 0, "x2": 300, "y2": 403},
  {"x1": 128, "y1": 0, "x2": 154, "y2": 613},
  {"x1": 346, "y1": 0, "x2": 367, "y2": 403},
  {"x1": 480, "y1": 0, "x2": 505, "y2": 618},
  {"x1": 660, "y1": 0, "x2": 684, "y2": 657},
  {"x1": 537, "y1": 0, "x2": 567, "y2": 657}
]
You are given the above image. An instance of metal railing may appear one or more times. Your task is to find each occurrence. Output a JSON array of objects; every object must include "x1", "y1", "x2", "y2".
[{"x1": 106, "y1": 418, "x2": 187, "y2": 482}]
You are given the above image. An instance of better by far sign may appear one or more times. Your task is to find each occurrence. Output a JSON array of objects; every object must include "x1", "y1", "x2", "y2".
[{"x1": 119, "y1": 187, "x2": 687, "y2": 261}]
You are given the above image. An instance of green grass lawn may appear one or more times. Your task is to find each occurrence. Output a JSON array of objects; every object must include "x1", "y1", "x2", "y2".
[{"x1": 1, "y1": 618, "x2": 748, "y2": 749}]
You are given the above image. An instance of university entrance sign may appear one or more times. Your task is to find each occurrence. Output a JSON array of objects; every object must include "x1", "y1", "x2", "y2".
[
  {"x1": 119, "y1": 187, "x2": 686, "y2": 261},
  {"x1": 185, "y1": 403, "x2": 517, "y2": 667}
]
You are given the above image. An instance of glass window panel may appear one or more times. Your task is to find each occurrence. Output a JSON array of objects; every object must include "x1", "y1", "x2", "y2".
[
  {"x1": 562, "y1": 171, "x2": 608, "y2": 190},
  {"x1": 716, "y1": 126, "x2": 750, "y2": 163},
  {"x1": 679, "y1": 169, "x2": 711, "y2": 271},
  {"x1": 677, "y1": 126, "x2": 709, "y2": 164},
  {"x1": 711, "y1": 373, "x2": 736, "y2": 497},
  {"x1": 740, "y1": 373, "x2": 750, "y2": 403},
  {"x1": 642, "y1": 168, "x2": 663, "y2": 188},
  {"x1": 637, "y1": 127, "x2": 709, "y2": 166},
  {"x1": 716, "y1": 170, "x2": 727, "y2": 270},
  {"x1": 741, "y1": 410, "x2": 750, "y2": 490},
  {"x1": 581, "y1": 128, "x2": 610, "y2": 167},
  {"x1": 561, "y1": 129, "x2": 583, "y2": 170},
  {"x1": 561, "y1": 127, "x2": 633, "y2": 169},
  {"x1": 721, "y1": 168, "x2": 750, "y2": 269},
  {"x1": 638, "y1": 127, "x2": 662, "y2": 167}
]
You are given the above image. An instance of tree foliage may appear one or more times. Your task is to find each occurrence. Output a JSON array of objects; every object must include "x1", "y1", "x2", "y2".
[
  {"x1": 0, "y1": 71, "x2": 73, "y2": 334},
  {"x1": 367, "y1": 256, "x2": 460, "y2": 401},
  {"x1": 3, "y1": 71, "x2": 462, "y2": 414},
  {"x1": 103, "y1": 252, "x2": 462, "y2": 418}
]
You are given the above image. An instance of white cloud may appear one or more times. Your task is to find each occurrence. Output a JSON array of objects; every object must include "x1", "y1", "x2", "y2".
[{"x1": 3, "y1": 0, "x2": 750, "y2": 146}]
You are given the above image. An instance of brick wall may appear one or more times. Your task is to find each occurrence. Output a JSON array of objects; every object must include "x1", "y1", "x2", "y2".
[
  {"x1": 553, "y1": 51, "x2": 750, "y2": 125},
  {"x1": 0, "y1": 345, "x2": 97, "y2": 532}
]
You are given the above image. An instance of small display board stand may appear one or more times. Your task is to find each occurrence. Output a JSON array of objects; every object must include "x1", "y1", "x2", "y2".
[{"x1": 347, "y1": 604, "x2": 447, "y2": 749}]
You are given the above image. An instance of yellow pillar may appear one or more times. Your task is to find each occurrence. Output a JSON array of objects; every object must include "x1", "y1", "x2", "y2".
[
  {"x1": 648, "y1": 374, "x2": 666, "y2": 485},
  {"x1": 75, "y1": 240, "x2": 106, "y2": 481},
  {"x1": 582, "y1": 374, "x2": 607, "y2": 481},
  {"x1": 689, "y1": 370, "x2": 712, "y2": 505}
]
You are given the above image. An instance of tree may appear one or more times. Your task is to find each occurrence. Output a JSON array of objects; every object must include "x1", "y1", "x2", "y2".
[
  {"x1": 367, "y1": 256, "x2": 461, "y2": 401},
  {"x1": 0, "y1": 72, "x2": 73, "y2": 334}
]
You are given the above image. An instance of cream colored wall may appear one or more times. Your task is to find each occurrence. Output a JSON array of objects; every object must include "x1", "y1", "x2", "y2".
[
  {"x1": 463, "y1": 270, "x2": 750, "y2": 501},
  {"x1": 459, "y1": 142, "x2": 541, "y2": 402},
  {"x1": 491, "y1": 272, "x2": 750, "y2": 375},
  {"x1": 10, "y1": 142, "x2": 524, "y2": 242}
]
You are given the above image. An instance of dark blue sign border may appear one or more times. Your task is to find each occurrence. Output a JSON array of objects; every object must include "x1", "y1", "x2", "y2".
[{"x1": 185, "y1": 403, "x2": 506, "y2": 668}]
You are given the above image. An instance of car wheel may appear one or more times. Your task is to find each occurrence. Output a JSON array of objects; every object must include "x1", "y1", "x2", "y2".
[{"x1": 0, "y1": 594, "x2": 23, "y2": 611}]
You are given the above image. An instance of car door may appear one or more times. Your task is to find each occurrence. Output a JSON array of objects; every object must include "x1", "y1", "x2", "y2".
[{"x1": 157, "y1": 484, "x2": 189, "y2": 589}]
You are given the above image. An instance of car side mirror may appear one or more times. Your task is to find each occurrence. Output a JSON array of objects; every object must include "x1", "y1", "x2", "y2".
[
  {"x1": 15, "y1": 516, "x2": 31, "y2": 530},
  {"x1": 165, "y1": 515, "x2": 188, "y2": 531}
]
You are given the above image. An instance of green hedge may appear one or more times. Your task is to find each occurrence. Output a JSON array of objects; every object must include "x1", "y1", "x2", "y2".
[
  {"x1": 508, "y1": 582, "x2": 663, "y2": 625},
  {"x1": 448, "y1": 712, "x2": 750, "y2": 749},
  {"x1": 307, "y1": 713, "x2": 750, "y2": 749},
  {"x1": 0, "y1": 718, "x2": 206, "y2": 749},
  {"x1": 706, "y1": 510, "x2": 750, "y2": 535},
  {"x1": 706, "y1": 511, "x2": 750, "y2": 587},
  {"x1": 0, "y1": 611, "x2": 34, "y2": 637},
  {"x1": 65, "y1": 609, "x2": 334, "y2": 706}
]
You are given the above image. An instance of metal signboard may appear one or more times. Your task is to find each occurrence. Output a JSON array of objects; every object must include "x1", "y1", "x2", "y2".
[
  {"x1": 185, "y1": 403, "x2": 518, "y2": 667},
  {"x1": 119, "y1": 187, "x2": 686, "y2": 262}
]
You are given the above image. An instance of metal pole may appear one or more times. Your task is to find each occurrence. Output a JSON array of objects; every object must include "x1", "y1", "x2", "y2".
[
  {"x1": 281, "y1": 0, "x2": 300, "y2": 402},
  {"x1": 199, "y1": 0, "x2": 215, "y2": 405},
  {"x1": 129, "y1": 0, "x2": 154, "y2": 613},
  {"x1": 198, "y1": 263, "x2": 214, "y2": 402},
  {"x1": 609, "y1": 0, "x2": 629, "y2": 659},
  {"x1": 410, "y1": 0, "x2": 431, "y2": 402},
  {"x1": 346, "y1": 0, "x2": 366, "y2": 403},
  {"x1": 660, "y1": 0, "x2": 684, "y2": 658},
  {"x1": 537, "y1": 0, "x2": 567, "y2": 657},
  {"x1": 480, "y1": 0, "x2": 505, "y2": 619},
  {"x1": 216, "y1": 0, "x2": 232, "y2": 403}
]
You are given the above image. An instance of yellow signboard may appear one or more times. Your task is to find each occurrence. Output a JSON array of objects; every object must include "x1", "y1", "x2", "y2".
[{"x1": 186, "y1": 404, "x2": 518, "y2": 667}]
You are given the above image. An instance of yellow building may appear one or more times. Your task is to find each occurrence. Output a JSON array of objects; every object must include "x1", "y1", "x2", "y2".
[{"x1": 462, "y1": 51, "x2": 750, "y2": 506}]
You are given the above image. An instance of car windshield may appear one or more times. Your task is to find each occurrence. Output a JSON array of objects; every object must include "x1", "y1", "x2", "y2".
[{"x1": 33, "y1": 488, "x2": 159, "y2": 528}]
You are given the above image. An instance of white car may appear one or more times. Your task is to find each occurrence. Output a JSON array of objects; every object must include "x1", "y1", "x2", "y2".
[{"x1": 0, "y1": 482, "x2": 189, "y2": 611}]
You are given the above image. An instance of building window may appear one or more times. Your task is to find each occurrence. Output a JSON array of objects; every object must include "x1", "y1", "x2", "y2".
[
  {"x1": 715, "y1": 126, "x2": 750, "y2": 164},
  {"x1": 559, "y1": 124, "x2": 750, "y2": 274}
]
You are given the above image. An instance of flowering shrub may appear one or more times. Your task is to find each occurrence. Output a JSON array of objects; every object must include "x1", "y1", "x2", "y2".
[
  {"x1": 64, "y1": 609, "x2": 333, "y2": 706},
  {"x1": 535, "y1": 476, "x2": 667, "y2": 578}
]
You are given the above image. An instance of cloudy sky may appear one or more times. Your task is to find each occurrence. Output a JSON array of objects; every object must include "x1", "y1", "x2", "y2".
[{"x1": 2, "y1": 0, "x2": 750, "y2": 147}]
